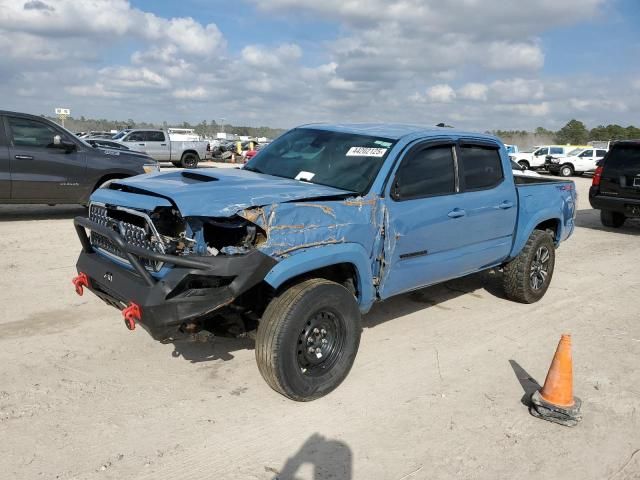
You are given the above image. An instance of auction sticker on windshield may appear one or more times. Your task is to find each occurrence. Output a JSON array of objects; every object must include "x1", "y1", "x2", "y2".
[{"x1": 346, "y1": 147, "x2": 388, "y2": 157}]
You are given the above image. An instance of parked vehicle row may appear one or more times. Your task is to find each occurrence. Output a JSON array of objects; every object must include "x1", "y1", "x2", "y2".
[
  {"x1": 510, "y1": 145, "x2": 585, "y2": 170},
  {"x1": 0, "y1": 110, "x2": 158, "y2": 205}
]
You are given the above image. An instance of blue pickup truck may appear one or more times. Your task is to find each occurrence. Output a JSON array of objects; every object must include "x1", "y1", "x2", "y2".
[{"x1": 73, "y1": 124, "x2": 576, "y2": 401}]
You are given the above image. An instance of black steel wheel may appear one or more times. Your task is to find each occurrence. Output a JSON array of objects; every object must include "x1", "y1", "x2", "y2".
[
  {"x1": 255, "y1": 278, "x2": 361, "y2": 401},
  {"x1": 503, "y1": 230, "x2": 556, "y2": 303}
]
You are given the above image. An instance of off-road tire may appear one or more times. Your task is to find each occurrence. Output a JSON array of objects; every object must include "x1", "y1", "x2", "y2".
[
  {"x1": 503, "y1": 230, "x2": 555, "y2": 304},
  {"x1": 180, "y1": 152, "x2": 199, "y2": 168},
  {"x1": 255, "y1": 278, "x2": 361, "y2": 401},
  {"x1": 600, "y1": 210, "x2": 626, "y2": 228}
]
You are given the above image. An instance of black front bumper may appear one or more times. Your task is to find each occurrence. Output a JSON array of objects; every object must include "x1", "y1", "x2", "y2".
[{"x1": 74, "y1": 216, "x2": 277, "y2": 340}]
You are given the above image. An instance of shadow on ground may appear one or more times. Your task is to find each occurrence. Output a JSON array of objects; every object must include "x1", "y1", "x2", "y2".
[
  {"x1": 170, "y1": 269, "x2": 507, "y2": 363},
  {"x1": 575, "y1": 208, "x2": 640, "y2": 236},
  {"x1": 267, "y1": 433, "x2": 352, "y2": 480},
  {"x1": 509, "y1": 359, "x2": 541, "y2": 407},
  {"x1": 0, "y1": 204, "x2": 85, "y2": 221}
]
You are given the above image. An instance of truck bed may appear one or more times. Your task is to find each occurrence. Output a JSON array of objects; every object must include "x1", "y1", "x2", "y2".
[{"x1": 510, "y1": 175, "x2": 576, "y2": 258}]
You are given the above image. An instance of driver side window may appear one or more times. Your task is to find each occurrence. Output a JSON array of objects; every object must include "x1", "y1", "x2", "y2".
[
  {"x1": 393, "y1": 145, "x2": 456, "y2": 200},
  {"x1": 579, "y1": 150, "x2": 593, "y2": 158},
  {"x1": 7, "y1": 117, "x2": 59, "y2": 148},
  {"x1": 125, "y1": 132, "x2": 144, "y2": 142},
  {"x1": 536, "y1": 148, "x2": 549, "y2": 156}
]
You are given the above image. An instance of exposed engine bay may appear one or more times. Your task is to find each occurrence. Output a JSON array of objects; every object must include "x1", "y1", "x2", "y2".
[{"x1": 89, "y1": 203, "x2": 266, "y2": 271}]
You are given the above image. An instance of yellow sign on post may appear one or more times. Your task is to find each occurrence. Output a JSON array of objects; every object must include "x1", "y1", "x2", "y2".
[{"x1": 236, "y1": 141, "x2": 242, "y2": 154}]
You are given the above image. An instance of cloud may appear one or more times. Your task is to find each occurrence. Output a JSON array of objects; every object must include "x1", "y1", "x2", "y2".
[
  {"x1": 1, "y1": 0, "x2": 637, "y2": 133},
  {"x1": 0, "y1": 0, "x2": 225, "y2": 57},
  {"x1": 241, "y1": 43, "x2": 302, "y2": 70},
  {"x1": 173, "y1": 87, "x2": 208, "y2": 100},
  {"x1": 23, "y1": 1, "x2": 54, "y2": 12},
  {"x1": 426, "y1": 84, "x2": 457, "y2": 103},
  {"x1": 459, "y1": 83, "x2": 488, "y2": 101}
]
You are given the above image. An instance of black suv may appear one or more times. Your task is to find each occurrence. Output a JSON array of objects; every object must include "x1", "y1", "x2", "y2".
[
  {"x1": 0, "y1": 111, "x2": 159, "y2": 205},
  {"x1": 589, "y1": 140, "x2": 640, "y2": 227}
]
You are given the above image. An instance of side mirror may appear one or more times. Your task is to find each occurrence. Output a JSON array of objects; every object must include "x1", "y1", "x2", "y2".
[{"x1": 52, "y1": 135, "x2": 77, "y2": 152}]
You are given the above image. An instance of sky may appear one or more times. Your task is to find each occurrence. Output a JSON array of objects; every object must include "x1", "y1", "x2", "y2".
[{"x1": 0, "y1": 0, "x2": 638, "y2": 131}]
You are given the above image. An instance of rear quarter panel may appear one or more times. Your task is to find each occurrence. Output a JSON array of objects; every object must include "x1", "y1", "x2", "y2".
[{"x1": 510, "y1": 182, "x2": 576, "y2": 258}]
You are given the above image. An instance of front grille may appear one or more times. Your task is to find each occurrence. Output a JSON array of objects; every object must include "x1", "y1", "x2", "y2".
[{"x1": 89, "y1": 203, "x2": 165, "y2": 272}]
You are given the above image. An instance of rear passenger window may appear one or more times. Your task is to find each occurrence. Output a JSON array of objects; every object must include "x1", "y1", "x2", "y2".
[
  {"x1": 148, "y1": 131, "x2": 165, "y2": 142},
  {"x1": 394, "y1": 145, "x2": 455, "y2": 200},
  {"x1": 596, "y1": 150, "x2": 607, "y2": 157},
  {"x1": 459, "y1": 145, "x2": 503, "y2": 190},
  {"x1": 550, "y1": 147, "x2": 563, "y2": 154}
]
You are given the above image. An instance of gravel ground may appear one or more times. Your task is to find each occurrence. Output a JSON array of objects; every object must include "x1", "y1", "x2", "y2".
[{"x1": 0, "y1": 176, "x2": 638, "y2": 480}]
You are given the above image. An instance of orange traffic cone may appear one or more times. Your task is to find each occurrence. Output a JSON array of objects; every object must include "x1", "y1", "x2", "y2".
[{"x1": 530, "y1": 334, "x2": 582, "y2": 427}]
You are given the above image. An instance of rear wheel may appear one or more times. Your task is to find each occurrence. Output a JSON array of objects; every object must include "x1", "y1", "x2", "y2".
[
  {"x1": 255, "y1": 278, "x2": 361, "y2": 401},
  {"x1": 180, "y1": 152, "x2": 199, "y2": 168},
  {"x1": 600, "y1": 210, "x2": 626, "y2": 228},
  {"x1": 503, "y1": 230, "x2": 556, "y2": 304},
  {"x1": 559, "y1": 164, "x2": 574, "y2": 177}
]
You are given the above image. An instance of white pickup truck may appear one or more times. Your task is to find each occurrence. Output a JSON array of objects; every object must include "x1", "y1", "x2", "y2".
[
  {"x1": 116, "y1": 129, "x2": 208, "y2": 168},
  {"x1": 545, "y1": 147, "x2": 609, "y2": 176},
  {"x1": 511, "y1": 145, "x2": 580, "y2": 170}
]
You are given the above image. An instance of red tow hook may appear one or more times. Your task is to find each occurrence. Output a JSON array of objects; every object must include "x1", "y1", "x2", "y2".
[
  {"x1": 72, "y1": 273, "x2": 90, "y2": 296},
  {"x1": 122, "y1": 303, "x2": 142, "y2": 331}
]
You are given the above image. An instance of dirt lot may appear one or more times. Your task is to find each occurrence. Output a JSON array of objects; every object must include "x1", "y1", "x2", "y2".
[{"x1": 1, "y1": 176, "x2": 639, "y2": 480}]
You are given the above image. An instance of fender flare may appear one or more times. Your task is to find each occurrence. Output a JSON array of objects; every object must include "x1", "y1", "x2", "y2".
[
  {"x1": 510, "y1": 210, "x2": 565, "y2": 258},
  {"x1": 263, "y1": 243, "x2": 376, "y2": 313}
]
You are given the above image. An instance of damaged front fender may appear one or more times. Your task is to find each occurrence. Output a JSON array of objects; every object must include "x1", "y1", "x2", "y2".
[{"x1": 263, "y1": 242, "x2": 377, "y2": 313}]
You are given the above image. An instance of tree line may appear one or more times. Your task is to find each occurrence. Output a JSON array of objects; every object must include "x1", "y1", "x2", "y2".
[
  {"x1": 43, "y1": 115, "x2": 285, "y2": 140},
  {"x1": 492, "y1": 120, "x2": 640, "y2": 145}
]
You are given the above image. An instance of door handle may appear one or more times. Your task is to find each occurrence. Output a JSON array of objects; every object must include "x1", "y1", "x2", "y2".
[
  {"x1": 447, "y1": 208, "x2": 466, "y2": 218},
  {"x1": 498, "y1": 201, "x2": 514, "y2": 209},
  {"x1": 138, "y1": 143, "x2": 146, "y2": 146},
  {"x1": 15, "y1": 155, "x2": 33, "y2": 160},
  {"x1": 160, "y1": 143, "x2": 167, "y2": 146}
]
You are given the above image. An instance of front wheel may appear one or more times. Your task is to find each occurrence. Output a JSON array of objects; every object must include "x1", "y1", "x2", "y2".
[
  {"x1": 502, "y1": 230, "x2": 556, "y2": 304},
  {"x1": 518, "y1": 160, "x2": 530, "y2": 170},
  {"x1": 559, "y1": 164, "x2": 574, "y2": 177},
  {"x1": 255, "y1": 278, "x2": 362, "y2": 401}
]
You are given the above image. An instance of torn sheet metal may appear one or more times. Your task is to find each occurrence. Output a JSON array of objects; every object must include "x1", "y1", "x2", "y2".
[{"x1": 238, "y1": 195, "x2": 385, "y2": 265}]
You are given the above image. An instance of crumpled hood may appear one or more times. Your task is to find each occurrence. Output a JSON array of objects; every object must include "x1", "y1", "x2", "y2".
[{"x1": 106, "y1": 167, "x2": 353, "y2": 217}]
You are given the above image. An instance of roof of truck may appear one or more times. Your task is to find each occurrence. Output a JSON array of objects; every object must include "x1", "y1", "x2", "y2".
[{"x1": 298, "y1": 123, "x2": 499, "y2": 142}]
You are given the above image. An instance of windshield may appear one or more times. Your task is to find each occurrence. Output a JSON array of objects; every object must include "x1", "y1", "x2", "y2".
[
  {"x1": 244, "y1": 128, "x2": 397, "y2": 194},
  {"x1": 567, "y1": 148, "x2": 584, "y2": 156}
]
